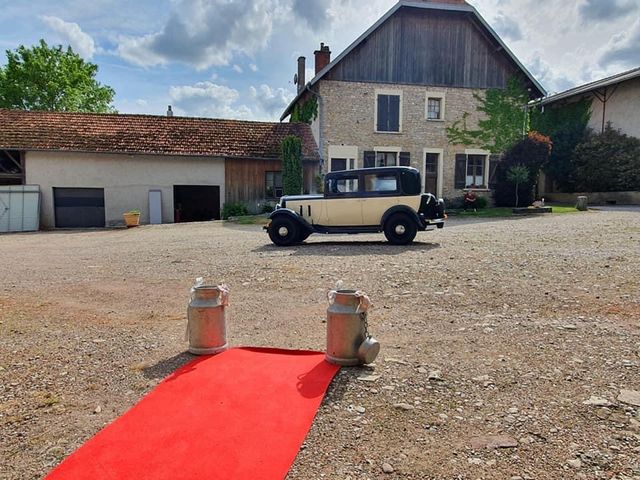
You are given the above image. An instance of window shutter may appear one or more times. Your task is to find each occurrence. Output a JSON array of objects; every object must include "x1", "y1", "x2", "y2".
[
  {"x1": 454, "y1": 154, "x2": 467, "y2": 189},
  {"x1": 399, "y1": 152, "x2": 410, "y2": 166},
  {"x1": 488, "y1": 154, "x2": 500, "y2": 189},
  {"x1": 389, "y1": 95, "x2": 400, "y2": 132},
  {"x1": 364, "y1": 151, "x2": 376, "y2": 168},
  {"x1": 377, "y1": 95, "x2": 387, "y2": 131}
]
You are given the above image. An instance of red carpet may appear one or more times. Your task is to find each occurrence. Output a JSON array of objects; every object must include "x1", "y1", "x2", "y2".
[{"x1": 46, "y1": 348, "x2": 340, "y2": 480}]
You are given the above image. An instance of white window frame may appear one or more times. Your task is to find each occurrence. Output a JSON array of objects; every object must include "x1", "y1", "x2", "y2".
[
  {"x1": 425, "y1": 92, "x2": 446, "y2": 121},
  {"x1": 328, "y1": 145, "x2": 358, "y2": 172},
  {"x1": 374, "y1": 89, "x2": 403, "y2": 134},
  {"x1": 464, "y1": 148, "x2": 490, "y2": 189},
  {"x1": 423, "y1": 148, "x2": 444, "y2": 198}
]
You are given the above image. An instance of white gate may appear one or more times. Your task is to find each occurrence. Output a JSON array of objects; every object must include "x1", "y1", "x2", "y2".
[{"x1": 0, "y1": 185, "x2": 40, "y2": 233}]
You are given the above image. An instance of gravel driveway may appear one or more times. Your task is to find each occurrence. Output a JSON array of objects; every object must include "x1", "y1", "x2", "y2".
[{"x1": 1, "y1": 210, "x2": 639, "y2": 479}]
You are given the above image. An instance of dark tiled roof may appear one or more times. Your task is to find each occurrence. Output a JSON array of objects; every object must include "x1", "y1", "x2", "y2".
[{"x1": 0, "y1": 109, "x2": 320, "y2": 161}]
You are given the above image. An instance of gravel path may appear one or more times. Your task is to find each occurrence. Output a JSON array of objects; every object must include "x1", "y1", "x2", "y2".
[{"x1": 1, "y1": 211, "x2": 639, "y2": 479}]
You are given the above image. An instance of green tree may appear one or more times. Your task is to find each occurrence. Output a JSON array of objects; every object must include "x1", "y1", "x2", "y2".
[
  {"x1": 0, "y1": 39, "x2": 115, "y2": 112},
  {"x1": 493, "y1": 132, "x2": 552, "y2": 207},
  {"x1": 506, "y1": 165, "x2": 529, "y2": 207},
  {"x1": 530, "y1": 100, "x2": 591, "y2": 191},
  {"x1": 281, "y1": 136, "x2": 303, "y2": 195},
  {"x1": 447, "y1": 77, "x2": 531, "y2": 153}
]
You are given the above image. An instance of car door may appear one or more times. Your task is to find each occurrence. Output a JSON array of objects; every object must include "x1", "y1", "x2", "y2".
[
  {"x1": 318, "y1": 174, "x2": 363, "y2": 226},
  {"x1": 360, "y1": 172, "x2": 401, "y2": 225}
]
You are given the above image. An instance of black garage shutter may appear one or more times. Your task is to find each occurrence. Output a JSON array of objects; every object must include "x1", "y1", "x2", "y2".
[{"x1": 54, "y1": 188, "x2": 105, "y2": 228}]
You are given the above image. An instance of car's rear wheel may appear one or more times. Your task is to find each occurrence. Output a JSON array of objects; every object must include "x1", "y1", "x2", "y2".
[
  {"x1": 296, "y1": 230, "x2": 311, "y2": 243},
  {"x1": 268, "y1": 217, "x2": 299, "y2": 246},
  {"x1": 384, "y1": 213, "x2": 417, "y2": 245}
]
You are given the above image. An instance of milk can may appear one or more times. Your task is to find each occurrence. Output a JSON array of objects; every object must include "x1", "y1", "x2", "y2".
[
  {"x1": 186, "y1": 282, "x2": 229, "y2": 355},
  {"x1": 326, "y1": 289, "x2": 380, "y2": 366}
]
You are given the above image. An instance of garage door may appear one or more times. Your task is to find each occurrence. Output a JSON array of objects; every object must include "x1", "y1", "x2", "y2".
[
  {"x1": 173, "y1": 185, "x2": 220, "y2": 222},
  {"x1": 54, "y1": 188, "x2": 105, "y2": 228},
  {"x1": 0, "y1": 185, "x2": 40, "y2": 233}
]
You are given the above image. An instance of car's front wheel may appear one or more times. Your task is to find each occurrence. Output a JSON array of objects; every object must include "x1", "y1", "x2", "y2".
[
  {"x1": 268, "y1": 217, "x2": 299, "y2": 246},
  {"x1": 383, "y1": 213, "x2": 417, "y2": 245}
]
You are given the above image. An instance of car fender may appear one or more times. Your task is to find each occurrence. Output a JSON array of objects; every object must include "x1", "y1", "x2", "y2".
[
  {"x1": 381, "y1": 205, "x2": 421, "y2": 228},
  {"x1": 268, "y1": 208, "x2": 313, "y2": 233}
]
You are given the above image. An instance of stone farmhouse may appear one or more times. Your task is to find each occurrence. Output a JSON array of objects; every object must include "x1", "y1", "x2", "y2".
[{"x1": 281, "y1": 0, "x2": 545, "y2": 200}]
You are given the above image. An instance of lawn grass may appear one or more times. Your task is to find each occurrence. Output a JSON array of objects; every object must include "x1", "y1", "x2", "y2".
[
  {"x1": 449, "y1": 203, "x2": 579, "y2": 218},
  {"x1": 225, "y1": 214, "x2": 271, "y2": 225}
]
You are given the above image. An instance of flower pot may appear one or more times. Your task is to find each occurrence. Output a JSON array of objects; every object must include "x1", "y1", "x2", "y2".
[{"x1": 123, "y1": 213, "x2": 141, "y2": 227}]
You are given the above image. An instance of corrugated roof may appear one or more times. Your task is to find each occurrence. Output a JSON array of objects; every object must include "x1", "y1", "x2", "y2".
[
  {"x1": 0, "y1": 109, "x2": 320, "y2": 161},
  {"x1": 539, "y1": 67, "x2": 640, "y2": 106},
  {"x1": 281, "y1": 0, "x2": 545, "y2": 120}
]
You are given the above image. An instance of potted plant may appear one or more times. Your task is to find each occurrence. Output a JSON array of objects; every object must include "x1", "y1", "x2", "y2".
[{"x1": 123, "y1": 209, "x2": 141, "y2": 227}]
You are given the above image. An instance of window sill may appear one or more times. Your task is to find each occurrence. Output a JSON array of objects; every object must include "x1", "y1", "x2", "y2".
[
  {"x1": 426, "y1": 118, "x2": 445, "y2": 122},
  {"x1": 374, "y1": 130, "x2": 403, "y2": 135}
]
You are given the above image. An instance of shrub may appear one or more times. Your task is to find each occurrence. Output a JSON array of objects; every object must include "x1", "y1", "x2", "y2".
[
  {"x1": 444, "y1": 195, "x2": 488, "y2": 210},
  {"x1": 259, "y1": 202, "x2": 275, "y2": 214},
  {"x1": 572, "y1": 125, "x2": 640, "y2": 192},
  {"x1": 493, "y1": 131, "x2": 552, "y2": 207},
  {"x1": 222, "y1": 202, "x2": 249, "y2": 220}
]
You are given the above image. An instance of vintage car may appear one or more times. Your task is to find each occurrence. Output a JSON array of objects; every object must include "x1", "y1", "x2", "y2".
[{"x1": 265, "y1": 166, "x2": 445, "y2": 246}]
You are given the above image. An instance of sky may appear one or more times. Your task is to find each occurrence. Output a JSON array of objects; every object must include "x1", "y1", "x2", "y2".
[{"x1": 0, "y1": 0, "x2": 638, "y2": 121}]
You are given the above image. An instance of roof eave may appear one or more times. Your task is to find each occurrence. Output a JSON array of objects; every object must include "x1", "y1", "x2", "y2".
[{"x1": 540, "y1": 66, "x2": 640, "y2": 106}]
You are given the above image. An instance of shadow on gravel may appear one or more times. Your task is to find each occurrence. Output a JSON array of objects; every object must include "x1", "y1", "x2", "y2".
[
  {"x1": 323, "y1": 366, "x2": 376, "y2": 403},
  {"x1": 142, "y1": 352, "x2": 195, "y2": 380},
  {"x1": 254, "y1": 241, "x2": 440, "y2": 256}
]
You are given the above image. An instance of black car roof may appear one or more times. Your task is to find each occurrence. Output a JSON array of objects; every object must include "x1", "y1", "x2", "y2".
[{"x1": 326, "y1": 166, "x2": 419, "y2": 177}]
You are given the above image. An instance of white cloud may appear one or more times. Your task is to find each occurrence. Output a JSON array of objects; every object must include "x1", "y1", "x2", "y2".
[
  {"x1": 292, "y1": 0, "x2": 332, "y2": 30},
  {"x1": 41, "y1": 15, "x2": 96, "y2": 58},
  {"x1": 598, "y1": 18, "x2": 640, "y2": 68},
  {"x1": 117, "y1": 0, "x2": 277, "y2": 70},
  {"x1": 578, "y1": 0, "x2": 638, "y2": 22},
  {"x1": 232, "y1": 64, "x2": 243, "y2": 73},
  {"x1": 249, "y1": 84, "x2": 295, "y2": 118},
  {"x1": 526, "y1": 54, "x2": 575, "y2": 94},
  {"x1": 166, "y1": 80, "x2": 294, "y2": 121},
  {"x1": 169, "y1": 81, "x2": 252, "y2": 119},
  {"x1": 493, "y1": 11, "x2": 523, "y2": 42},
  {"x1": 249, "y1": 63, "x2": 258, "y2": 72}
]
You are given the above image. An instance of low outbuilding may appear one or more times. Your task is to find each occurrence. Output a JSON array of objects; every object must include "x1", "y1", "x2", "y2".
[{"x1": 0, "y1": 109, "x2": 320, "y2": 229}]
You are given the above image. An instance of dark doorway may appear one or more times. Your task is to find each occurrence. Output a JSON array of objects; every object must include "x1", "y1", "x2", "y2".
[
  {"x1": 173, "y1": 185, "x2": 220, "y2": 223},
  {"x1": 54, "y1": 187, "x2": 105, "y2": 228},
  {"x1": 424, "y1": 152, "x2": 439, "y2": 194}
]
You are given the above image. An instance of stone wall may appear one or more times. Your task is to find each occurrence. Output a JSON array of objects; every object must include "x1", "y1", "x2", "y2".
[
  {"x1": 544, "y1": 191, "x2": 640, "y2": 206},
  {"x1": 318, "y1": 79, "x2": 489, "y2": 199}
]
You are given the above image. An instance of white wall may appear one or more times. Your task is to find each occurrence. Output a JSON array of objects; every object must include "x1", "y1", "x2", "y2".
[
  {"x1": 25, "y1": 151, "x2": 225, "y2": 228},
  {"x1": 588, "y1": 76, "x2": 640, "y2": 138}
]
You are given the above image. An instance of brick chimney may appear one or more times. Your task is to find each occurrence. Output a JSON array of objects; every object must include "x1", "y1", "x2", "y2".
[{"x1": 314, "y1": 43, "x2": 331, "y2": 75}]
